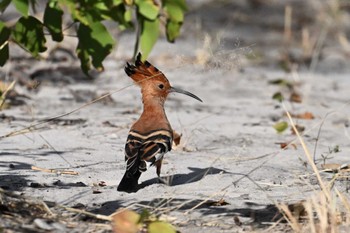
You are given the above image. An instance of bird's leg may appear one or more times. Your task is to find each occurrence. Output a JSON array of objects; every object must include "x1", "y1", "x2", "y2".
[
  {"x1": 156, "y1": 158, "x2": 168, "y2": 185},
  {"x1": 156, "y1": 159, "x2": 162, "y2": 177}
]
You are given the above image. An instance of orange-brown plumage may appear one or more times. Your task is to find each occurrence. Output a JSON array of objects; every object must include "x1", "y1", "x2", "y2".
[{"x1": 117, "y1": 53, "x2": 202, "y2": 192}]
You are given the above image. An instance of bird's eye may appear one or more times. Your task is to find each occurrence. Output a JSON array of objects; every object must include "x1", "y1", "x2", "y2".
[{"x1": 158, "y1": 84, "x2": 164, "y2": 89}]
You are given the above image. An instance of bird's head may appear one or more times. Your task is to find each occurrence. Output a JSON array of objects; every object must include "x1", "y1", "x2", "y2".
[{"x1": 125, "y1": 53, "x2": 202, "y2": 104}]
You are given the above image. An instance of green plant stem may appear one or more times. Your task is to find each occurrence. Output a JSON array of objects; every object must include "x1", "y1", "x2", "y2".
[{"x1": 133, "y1": 8, "x2": 141, "y2": 60}]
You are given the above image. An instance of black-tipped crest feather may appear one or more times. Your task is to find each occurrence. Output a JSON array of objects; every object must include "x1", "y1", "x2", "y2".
[
  {"x1": 135, "y1": 52, "x2": 142, "y2": 66},
  {"x1": 144, "y1": 60, "x2": 151, "y2": 67},
  {"x1": 124, "y1": 62, "x2": 135, "y2": 76}
]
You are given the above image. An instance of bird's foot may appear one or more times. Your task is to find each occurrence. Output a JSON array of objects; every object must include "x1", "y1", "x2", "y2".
[{"x1": 158, "y1": 176, "x2": 171, "y2": 186}]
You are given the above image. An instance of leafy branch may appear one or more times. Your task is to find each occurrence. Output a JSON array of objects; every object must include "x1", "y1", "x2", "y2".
[{"x1": 0, "y1": 0, "x2": 187, "y2": 74}]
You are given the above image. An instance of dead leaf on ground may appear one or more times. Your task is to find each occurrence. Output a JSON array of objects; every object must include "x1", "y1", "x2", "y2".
[
  {"x1": 275, "y1": 142, "x2": 297, "y2": 149},
  {"x1": 98, "y1": 181, "x2": 107, "y2": 187},
  {"x1": 206, "y1": 198, "x2": 229, "y2": 207},
  {"x1": 122, "y1": 108, "x2": 139, "y2": 115},
  {"x1": 290, "y1": 92, "x2": 302, "y2": 103},
  {"x1": 234, "y1": 216, "x2": 242, "y2": 226},
  {"x1": 291, "y1": 124, "x2": 305, "y2": 134},
  {"x1": 288, "y1": 201, "x2": 307, "y2": 220},
  {"x1": 102, "y1": 121, "x2": 117, "y2": 127},
  {"x1": 289, "y1": 111, "x2": 315, "y2": 120}
]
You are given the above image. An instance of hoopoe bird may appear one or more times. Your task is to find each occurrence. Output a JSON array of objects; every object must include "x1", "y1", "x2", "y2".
[{"x1": 117, "y1": 53, "x2": 202, "y2": 192}]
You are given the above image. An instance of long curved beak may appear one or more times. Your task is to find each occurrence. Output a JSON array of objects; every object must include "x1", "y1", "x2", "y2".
[{"x1": 170, "y1": 87, "x2": 203, "y2": 102}]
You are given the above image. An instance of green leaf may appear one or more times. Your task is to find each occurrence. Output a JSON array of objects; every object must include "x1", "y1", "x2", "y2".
[
  {"x1": 77, "y1": 43, "x2": 90, "y2": 73},
  {"x1": 162, "y1": 0, "x2": 187, "y2": 42},
  {"x1": 121, "y1": 8, "x2": 133, "y2": 29},
  {"x1": 139, "y1": 16, "x2": 159, "y2": 59},
  {"x1": 272, "y1": 92, "x2": 284, "y2": 102},
  {"x1": 12, "y1": 16, "x2": 47, "y2": 57},
  {"x1": 138, "y1": 209, "x2": 151, "y2": 223},
  {"x1": 170, "y1": 0, "x2": 188, "y2": 11},
  {"x1": 268, "y1": 78, "x2": 293, "y2": 89},
  {"x1": 0, "y1": 0, "x2": 11, "y2": 12},
  {"x1": 112, "y1": 0, "x2": 123, "y2": 5},
  {"x1": 148, "y1": 221, "x2": 176, "y2": 233},
  {"x1": 13, "y1": 0, "x2": 29, "y2": 17},
  {"x1": 165, "y1": 20, "x2": 181, "y2": 43},
  {"x1": 44, "y1": 1, "x2": 64, "y2": 42},
  {"x1": 0, "y1": 22, "x2": 10, "y2": 66},
  {"x1": 108, "y1": 4, "x2": 133, "y2": 29},
  {"x1": 77, "y1": 22, "x2": 115, "y2": 74},
  {"x1": 0, "y1": 43, "x2": 9, "y2": 66},
  {"x1": 91, "y1": 1, "x2": 125, "y2": 21},
  {"x1": 0, "y1": 21, "x2": 11, "y2": 46},
  {"x1": 273, "y1": 121, "x2": 288, "y2": 134},
  {"x1": 64, "y1": 1, "x2": 92, "y2": 25},
  {"x1": 136, "y1": 0, "x2": 160, "y2": 20},
  {"x1": 164, "y1": 2, "x2": 184, "y2": 22},
  {"x1": 94, "y1": 2, "x2": 109, "y2": 12}
]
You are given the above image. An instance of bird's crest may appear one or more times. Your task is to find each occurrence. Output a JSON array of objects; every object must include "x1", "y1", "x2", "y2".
[{"x1": 124, "y1": 53, "x2": 169, "y2": 85}]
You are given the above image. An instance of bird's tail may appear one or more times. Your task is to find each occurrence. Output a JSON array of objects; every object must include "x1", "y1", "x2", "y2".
[{"x1": 117, "y1": 170, "x2": 141, "y2": 192}]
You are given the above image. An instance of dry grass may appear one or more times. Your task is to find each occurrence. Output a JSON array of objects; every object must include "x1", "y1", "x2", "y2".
[
  {"x1": 276, "y1": 108, "x2": 350, "y2": 233},
  {"x1": 0, "y1": 80, "x2": 16, "y2": 110}
]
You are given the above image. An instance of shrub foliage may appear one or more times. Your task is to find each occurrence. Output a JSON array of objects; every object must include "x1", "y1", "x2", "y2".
[{"x1": 0, "y1": 0, "x2": 187, "y2": 74}]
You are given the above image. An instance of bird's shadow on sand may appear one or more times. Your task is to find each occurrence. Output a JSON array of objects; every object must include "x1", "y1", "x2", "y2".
[
  {"x1": 139, "y1": 166, "x2": 230, "y2": 189},
  {"x1": 93, "y1": 166, "x2": 286, "y2": 229},
  {"x1": 93, "y1": 197, "x2": 284, "y2": 228},
  {"x1": 136, "y1": 198, "x2": 283, "y2": 224}
]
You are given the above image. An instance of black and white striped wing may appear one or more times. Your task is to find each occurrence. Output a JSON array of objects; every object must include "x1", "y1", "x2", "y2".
[
  {"x1": 124, "y1": 137, "x2": 142, "y2": 175},
  {"x1": 124, "y1": 129, "x2": 173, "y2": 174}
]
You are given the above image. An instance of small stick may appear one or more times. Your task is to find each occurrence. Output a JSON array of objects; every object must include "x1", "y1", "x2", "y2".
[
  {"x1": 0, "y1": 80, "x2": 16, "y2": 109},
  {"x1": 60, "y1": 206, "x2": 111, "y2": 221},
  {"x1": 0, "y1": 73, "x2": 162, "y2": 140},
  {"x1": 31, "y1": 166, "x2": 79, "y2": 175}
]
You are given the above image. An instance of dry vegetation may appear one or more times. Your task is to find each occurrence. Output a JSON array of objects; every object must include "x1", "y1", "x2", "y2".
[
  {"x1": 1, "y1": 0, "x2": 350, "y2": 232},
  {"x1": 277, "y1": 109, "x2": 350, "y2": 233}
]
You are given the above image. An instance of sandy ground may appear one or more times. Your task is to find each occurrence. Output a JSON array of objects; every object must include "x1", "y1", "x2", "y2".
[{"x1": 1, "y1": 1, "x2": 350, "y2": 232}]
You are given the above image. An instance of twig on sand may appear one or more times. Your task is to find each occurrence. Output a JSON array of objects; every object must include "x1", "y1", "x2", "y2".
[
  {"x1": 60, "y1": 206, "x2": 112, "y2": 221},
  {"x1": 31, "y1": 166, "x2": 79, "y2": 175},
  {"x1": 0, "y1": 74, "x2": 161, "y2": 140}
]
